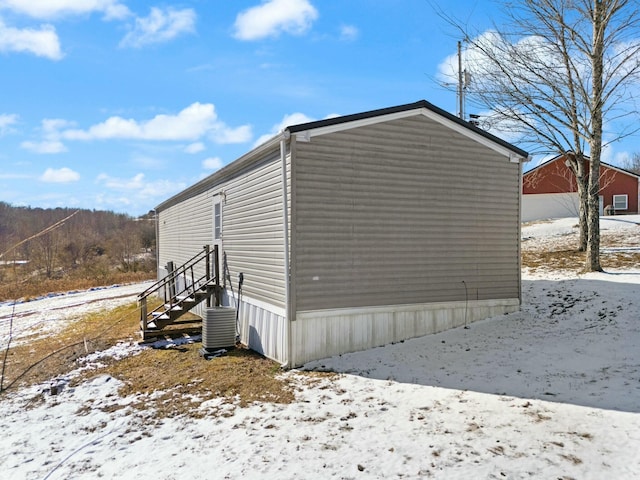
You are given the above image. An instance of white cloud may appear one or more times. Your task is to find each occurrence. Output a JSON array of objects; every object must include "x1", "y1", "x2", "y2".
[
  {"x1": 437, "y1": 31, "x2": 515, "y2": 88},
  {"x1": 436, "y1": 50, "x2": 457, "y2": 85},
  {"x1": 612, "y1": 151, "x2": 631, "y2": 167},
  {"x1": 96, "y1": 172, "x2": 186, "y2": 200},
  {"x1": 0, "y1": 0, "x2": 130, "y2": 20},
  {"x1": 42, "y1": 118, "x2": 74, "y2": 131},
  {"x1": 63, "y1": 103, "x2": 250, "y2": 144},
  {"x1": 0, "y1": 172, "x2": 29, "y2": 179},
  {"x1": 120, "y1": 7, "x2": 196, "y2": 48},
  {"x1": 185, "y1": 142, "x2": 205, "y2": 154},
  {"x1": 40, "y1": 167, "x2": 80, "y2": 183},
  {"x1": 138, "y1": 178, "x2": 186, "y2": 200},
  {"x1": 202, "y1": 157, "x2": 224, "y2": 170},
  {"x1": 21, "y1": 140, "x2": 67, "y2": 153},
  {"x1": 0, "y1": 19, "x2": 62, "y2": 60},
  {"x1": 131, "y1": 154, "x2": 166, "y2": 169},
  {"x1": 97, "y1": 172, "x2": 144, "y2": 189},
  {"x1": 599, "y1": 127, "x2": 633, "y2": 166},
  {"x1": 277, "y1": 112, "x2": 315, "y2": 129},
  {"x1": 0, "y1": 113, "x2": 18, "y2": 135},
  {"x1": 340, "y1": 24, "x2": 358, "y2": 41},
  {"x1": 210, "y1": 124, "x2": 252, "y2": 144},
  {"x1": 233, "y1": 0, "x2": 318, "y2": 41},
  {"x1": 254, "y1": 112, "x2": 315, "y2": 147},
  {"x1": 253, "y1": 133, "x2": 277, "y2": 148},
  {"x1": 21, "y1": 118, "x2": 72, "y2": 153},
  {"x1": 94, "y1": 193, "x2": 132, "y2": 208}
]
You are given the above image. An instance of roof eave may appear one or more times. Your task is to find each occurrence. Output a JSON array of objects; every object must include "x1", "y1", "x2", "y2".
[
  {"x1": 155, "y1": 133, "x2": 284, "y2": 212},
  {"x1": 157, "y1": 99, "x2": 531, "y2": 212},
  {"x1": 286, "y1": 99, "x2": 529, "y2": 160}
]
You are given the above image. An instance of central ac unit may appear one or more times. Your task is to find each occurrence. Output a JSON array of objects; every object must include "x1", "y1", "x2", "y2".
[{"x1": 202, "y1": 306, "x2": 236, "y2": 350}]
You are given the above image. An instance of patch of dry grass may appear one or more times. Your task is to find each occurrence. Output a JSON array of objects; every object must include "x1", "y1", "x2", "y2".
[
  {"x1": 0, "y1": 271, "x2": 156, "y2": 303},
  {"x1": 522, "y1": 231, "x2": 640, "y2": 273},
  {"x1": 83, "y1": 345, "x2": 298, "y2": 419},
  {"x1": 1, "y1": 301, "x2": 143, "y2": 393},
  {"x1": 522, "y1": 247, "x2": 585, "y2": 272},
  {"x1": 1, "y1": 298, "x2": 308, "y2": 419}
]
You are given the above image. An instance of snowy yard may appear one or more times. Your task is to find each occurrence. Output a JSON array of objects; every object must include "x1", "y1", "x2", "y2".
[
  {"x1": 0, "y1": 217, "x2": 639, "y2": 479},
  {"x1": 0, "y1": 282, "x2": 154, "y2": 347}
]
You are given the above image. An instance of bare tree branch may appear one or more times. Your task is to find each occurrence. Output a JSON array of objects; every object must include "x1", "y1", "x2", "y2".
[{"x1": 437, "y1": 0, "x2": 640, "y2": 270}]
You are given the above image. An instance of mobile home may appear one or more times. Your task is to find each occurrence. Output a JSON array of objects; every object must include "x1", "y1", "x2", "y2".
[{"x1": 153, "y1": 100, "x2": 529, "y2": 367}]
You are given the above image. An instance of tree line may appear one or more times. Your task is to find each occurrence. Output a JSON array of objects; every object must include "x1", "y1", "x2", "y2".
[{"x1": 0, "y1": 202, "x2": 156, "y2": 299}]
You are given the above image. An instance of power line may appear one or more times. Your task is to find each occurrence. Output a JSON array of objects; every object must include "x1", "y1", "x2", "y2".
[{"x1": 0, "y1": 209, "x2": 80, "y2": 260}]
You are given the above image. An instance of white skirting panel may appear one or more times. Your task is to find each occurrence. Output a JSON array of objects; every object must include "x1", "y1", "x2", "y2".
[
  {"x1": 235, "y1": 295, "x2": 287, "y2": 365},
  {"x1": 290, "y1": 298, "x2": 520, "y2": 367}
]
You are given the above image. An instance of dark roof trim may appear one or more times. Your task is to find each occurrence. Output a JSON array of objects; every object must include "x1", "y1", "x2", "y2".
[
  {"x1": 286, "y1": 99, "x2": 529, "y2": 158},
  {"x1": 523, "y1": 153, "x2": 573, "y2": 175},
  {"x1": 157, "y1": 99, "x2": 529, "y2": 212},
  {"x1": 524, "y1": 152, "x2": 640, "y2": 179}
]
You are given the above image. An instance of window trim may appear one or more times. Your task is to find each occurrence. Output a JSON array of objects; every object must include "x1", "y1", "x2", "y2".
[
  {"x1": 213, "y1": 196, "x2": 222, "y2": 240},
  {"x1": 613, "y1": 194, "x2": 628, "y2": 211}
]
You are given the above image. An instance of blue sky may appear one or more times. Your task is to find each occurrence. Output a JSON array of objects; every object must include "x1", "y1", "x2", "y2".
[{"x1": 0, "y1": 1, "x2": 637, "y2": 216}]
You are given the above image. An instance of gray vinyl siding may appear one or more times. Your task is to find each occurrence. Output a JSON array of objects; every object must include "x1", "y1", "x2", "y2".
[
  {"x1": 157, "y1": 191, "x2": 214, "y2": 277},
  {"x1": 157, "y1": 148, "x2": 288, "y2": 311},
  {"x1": 221, "y1": 150, "x2": 288, "y2": 309},
  {"x1": 292, "y1": 114, "x2": 521, "y2": 312}
]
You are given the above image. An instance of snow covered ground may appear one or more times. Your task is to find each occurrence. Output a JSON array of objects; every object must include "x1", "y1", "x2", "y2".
[
  {"x1": 1, "y1": 218, "x2": 639, "y2": 479},
  {"x1": 0, "y1": 281, "x2": 154, "y2": 347}
]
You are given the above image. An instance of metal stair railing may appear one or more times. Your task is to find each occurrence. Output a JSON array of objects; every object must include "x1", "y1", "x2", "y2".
[
  {"x1": 145, "y1": 272, "x2": 215, "y2": 326},
  {"x1": 139, "y1": 245, "x2": 220, "y2": 337}
]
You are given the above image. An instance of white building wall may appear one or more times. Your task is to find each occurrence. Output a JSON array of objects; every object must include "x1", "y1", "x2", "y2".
[{"x1": 521, "y1": 193, "x2": 580, "y2": 222}]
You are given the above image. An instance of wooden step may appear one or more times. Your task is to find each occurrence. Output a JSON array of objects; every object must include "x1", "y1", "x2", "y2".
[
  {"x1": 143, "y1": 287, "x2": 217, "y2": 334},
  {"x1": 141, "y1": 324, "x2": 202, "y2": 342},
  {"x1": 175, "y1": 295, "x2": 196, "y2": 302},
  {"x1": 164, "y1": 304, "x2": 187, "y2": 311}
]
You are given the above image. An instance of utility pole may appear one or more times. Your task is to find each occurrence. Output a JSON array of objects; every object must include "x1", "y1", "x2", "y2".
[{"x1": 457, "y1": 40, "x2": 464, "y2": 119}]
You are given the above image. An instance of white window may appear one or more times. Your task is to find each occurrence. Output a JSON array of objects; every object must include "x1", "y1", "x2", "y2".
[
  {"x1": 213, "y1": 199, "x2": 222, "y2": 239},
  {"x1": 613, "y1": 194, "x2": 628, "y2": 210}
]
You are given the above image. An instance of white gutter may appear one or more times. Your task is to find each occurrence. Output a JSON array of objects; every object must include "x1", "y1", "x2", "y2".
[
  {"x1": 280, "y1": 131, "x2": 292, "y2": 368},
  {"x1": 518, "y1": 160, "x2": 523, "y2": 305}
]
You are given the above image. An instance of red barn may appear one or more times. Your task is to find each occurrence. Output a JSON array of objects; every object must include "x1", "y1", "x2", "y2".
[{"x1": 522, "y1": 153, "x2": 640, "y2": 222}]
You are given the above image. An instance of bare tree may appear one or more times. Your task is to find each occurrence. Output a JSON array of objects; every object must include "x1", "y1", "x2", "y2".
[
  {"x1": 0, "y1": 205, "x2": 156, "y2": 293},
  {"x1": 32, "y1": 231, "x2": 60, "y2": 279},
  {"x1": 440, "y1": 0, "x2": 640, "y2": 271},
  {"x1": 112, "y1": 221, "x2": 142, "y2": 273},
  {"x1": 623, "y1": 152, "x2": 640, "y2": 174}
]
